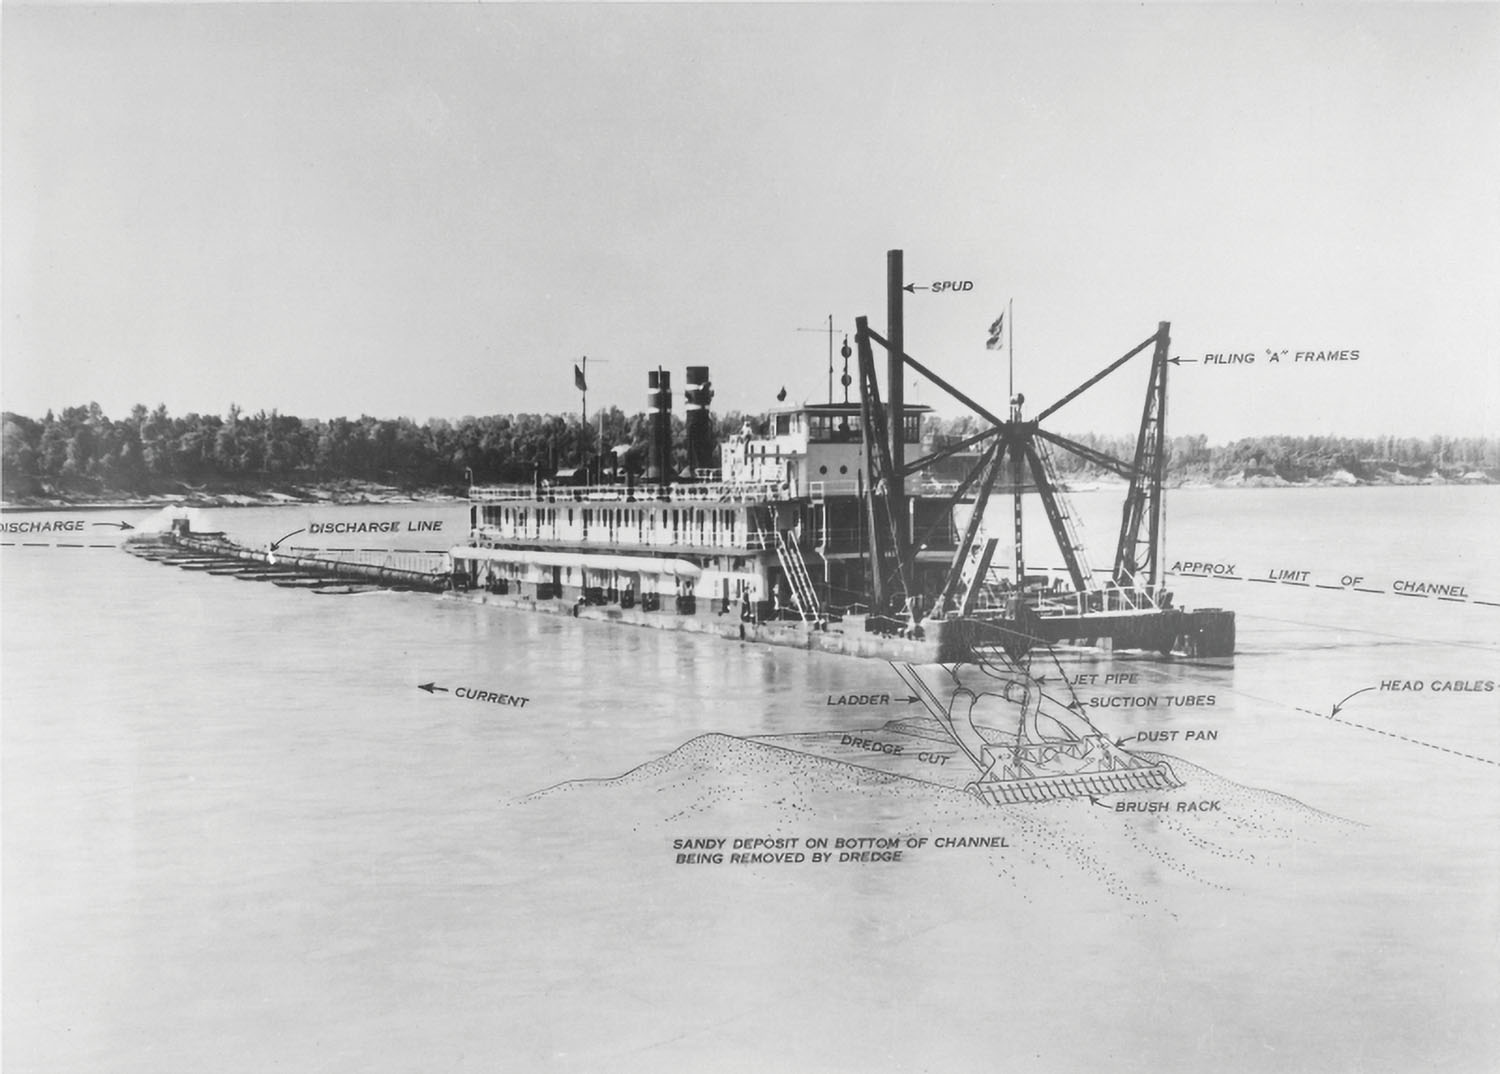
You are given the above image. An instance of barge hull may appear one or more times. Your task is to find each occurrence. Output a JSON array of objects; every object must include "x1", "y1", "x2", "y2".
[{"x1": 447, "y1": 588, "x2": 964, "y2": 662}]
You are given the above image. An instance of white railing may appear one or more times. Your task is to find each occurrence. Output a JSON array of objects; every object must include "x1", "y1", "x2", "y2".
[
  {"x1": 469, "y1": 480, "x2": 794, "y2": 504},
  {"x1": 968, "y1": 580, "x2": 1167, "y2": 619},
  {"x1": 806, "y1": 480, "x2": 860, "y2": 499},
  {"x1": 466, "y1": 484, "x2": 534, "y2": 503},
  {"x1": 468, "y1": 524, "x2": 778, "y2": 553}
]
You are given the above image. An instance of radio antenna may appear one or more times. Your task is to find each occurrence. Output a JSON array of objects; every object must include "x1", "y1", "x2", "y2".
[
  {"x1": 1008, "y1": 298, "x2": 1015, "y2": 399},
  {"x1": 795, "y1": 315, "x2": 840, "y2": 403}
]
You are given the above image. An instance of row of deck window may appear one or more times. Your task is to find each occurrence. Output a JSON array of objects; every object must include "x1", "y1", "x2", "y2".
[{"x1": 479, "y1": 504, "x2": 746, "y2": 547}]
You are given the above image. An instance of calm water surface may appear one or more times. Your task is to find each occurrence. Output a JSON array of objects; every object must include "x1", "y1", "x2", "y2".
[{"x1": 4, "y1": 488, "x2": 1498, "y2": 1072}]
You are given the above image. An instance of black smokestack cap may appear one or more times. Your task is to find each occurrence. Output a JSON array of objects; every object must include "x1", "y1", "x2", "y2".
[
  {"x1": 647, "y1": 368, "x2": 673, "y2": 484},
  {"x1": 684, "y1": 366, "x2": 715, "y2": 478}
]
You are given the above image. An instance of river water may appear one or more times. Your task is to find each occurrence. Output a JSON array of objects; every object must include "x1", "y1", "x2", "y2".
[{"x1": 4, "y1": 487, "x2": 1498, "y2": 1072}]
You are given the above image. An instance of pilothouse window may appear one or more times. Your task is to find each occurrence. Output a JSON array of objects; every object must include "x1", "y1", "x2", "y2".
[{"x1": 808, "y1": 413, "x2": 862, "y2": 442}]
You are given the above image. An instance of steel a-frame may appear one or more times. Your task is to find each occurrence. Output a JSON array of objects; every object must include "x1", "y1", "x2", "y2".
[{"x1": 852, "y1": 249, "x2": 1233, "y2": 658}]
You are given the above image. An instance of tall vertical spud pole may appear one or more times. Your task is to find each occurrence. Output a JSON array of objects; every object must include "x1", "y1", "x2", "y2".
[{"x1": 886, "y1": 250, "x2": 905, "y2": 543}]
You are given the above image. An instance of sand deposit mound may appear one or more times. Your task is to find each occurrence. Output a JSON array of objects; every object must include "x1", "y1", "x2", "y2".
[{"x1": 516, "y1": 732, "x2": 1358, "y2": 911}]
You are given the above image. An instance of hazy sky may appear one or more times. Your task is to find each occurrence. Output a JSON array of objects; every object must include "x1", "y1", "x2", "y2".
[{"x1": 4, "y1": 3, "x2": 1497, "y2": 439}]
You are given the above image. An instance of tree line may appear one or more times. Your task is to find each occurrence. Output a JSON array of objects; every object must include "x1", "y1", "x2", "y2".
[
  {"x1": 1030, "y1": 430, "x2": 1499, "y2": 482},
  {"x1": 0, "y1": 403, "x2": 759, "y2": 497},
  {"x1": 2, "y1": 402, "x2": 1495, "y2": 499}
]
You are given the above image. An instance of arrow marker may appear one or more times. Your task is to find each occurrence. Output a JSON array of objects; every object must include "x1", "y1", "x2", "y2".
[
  {"x1": 1331, "y1": 686, "x2": 1377, "y2": 717},
  {"x1": 91, "y1": 520, "x2": 135, "y2": 531},
  {"x1": 1087, "y1": 795, "x2": 1111, "y2": 809},
  {"x1": 270, "y1": 528, "x2": 306, "y2": 552},
  {"x1": 418, "y1": 682, "x2": 450, "y2": 694},
  {"x1": 1167, "y1": 356, "x2": 1198, "y2": 366},
  {"x1": 902, "y1": 283, "x2": 929, "y2": 293}
]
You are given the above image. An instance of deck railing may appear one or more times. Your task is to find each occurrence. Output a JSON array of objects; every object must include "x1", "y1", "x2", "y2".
[
  {"x1": 468, "y1": 524, "x2": 778, "y2": 552},
  {"x1": 468, "y1": 480, "x2": 794, "y2": 504}
]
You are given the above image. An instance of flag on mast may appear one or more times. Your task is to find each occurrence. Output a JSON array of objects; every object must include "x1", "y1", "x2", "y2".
[
  {"x1": 574, "y1": 364, "x2": 587, "y2": 392},
  {"x1": 985, "y1": 312, "x2": 1005, "y2": 351}
]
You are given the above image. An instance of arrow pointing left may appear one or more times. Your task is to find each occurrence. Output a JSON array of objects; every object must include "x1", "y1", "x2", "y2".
[
  {"x1": 91, "y1": 520, "x2": 135, "y2": 531},
  {"x1": 418, "y1": 682, "x2": 450, "y2": 694}
]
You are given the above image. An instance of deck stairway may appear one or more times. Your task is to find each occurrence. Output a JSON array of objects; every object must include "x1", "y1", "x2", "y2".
[{"x1": 775, "y1": 529, "x2": 823, "y2": 623}]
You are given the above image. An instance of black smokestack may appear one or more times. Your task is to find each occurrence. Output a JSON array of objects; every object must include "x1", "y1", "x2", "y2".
[
  {"x1": 647, "y1": 368, "x2": 673, "y2": 485},
  {"x1": 684, "y1": 365, "x2": 714, "y2": 478}
]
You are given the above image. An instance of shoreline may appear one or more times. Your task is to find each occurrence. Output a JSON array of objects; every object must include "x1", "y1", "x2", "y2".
[
  {"x1": 3, "y1": 472, "x2": 1492, "y2": 512},
  {"x1": 0, "y1": 483, "x2": 467, "y2": 513}
]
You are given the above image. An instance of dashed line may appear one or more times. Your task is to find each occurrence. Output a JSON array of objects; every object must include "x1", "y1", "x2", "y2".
[
  {"x1": 1324, "y1": 713, "x2": 1500, "y2": 767},
  {"x1": 1243, "y1": 693, "x2": 1500, "y2": 767},
  {"x1": 1168, "y1": 571, "x2": 1493, "y2": 606},
  {"x1": 1, "y1": 541, "x2": 121, "y2": 549}
]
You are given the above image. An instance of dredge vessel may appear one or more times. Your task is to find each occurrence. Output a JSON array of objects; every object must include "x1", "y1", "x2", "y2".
[
  {"x1": 124, "y1": 249, "x2": 1222, "y2": 804},
  {"x1": 450, "y1": 250, "x2": 1234, "y2": 664},
  {"x1": 129, "y1": 250, "x2": 1234, "y2": 666}
]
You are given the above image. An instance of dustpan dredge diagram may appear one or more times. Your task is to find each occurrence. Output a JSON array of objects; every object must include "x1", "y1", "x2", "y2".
[
  {"x1": 620, "y1": 638, "x2": 1186, "y2": 810},
  {"x1": 891, "y1": 650, "x2": 1181, "y2": 805}
]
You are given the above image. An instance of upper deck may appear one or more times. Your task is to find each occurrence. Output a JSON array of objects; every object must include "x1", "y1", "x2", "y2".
[
  {"x1": 460, "y1": 398, "x2": 967, "y2": 557},
  {"x1": 465, "y1": 399, "x2": 945, "y2": 513},
  {"x1": 467, "y1": 479, "x2": 794, "y2": 505}
]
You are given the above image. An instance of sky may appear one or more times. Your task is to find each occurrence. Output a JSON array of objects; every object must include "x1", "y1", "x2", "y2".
[{"x1": 4, "y1": 3, "x2": 1498, "y2": 441}]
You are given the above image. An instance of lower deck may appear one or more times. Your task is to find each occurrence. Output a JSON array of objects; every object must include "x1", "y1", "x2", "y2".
[{"x1": 444, "y1": 584, "x2": 963, "y2": 662}]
